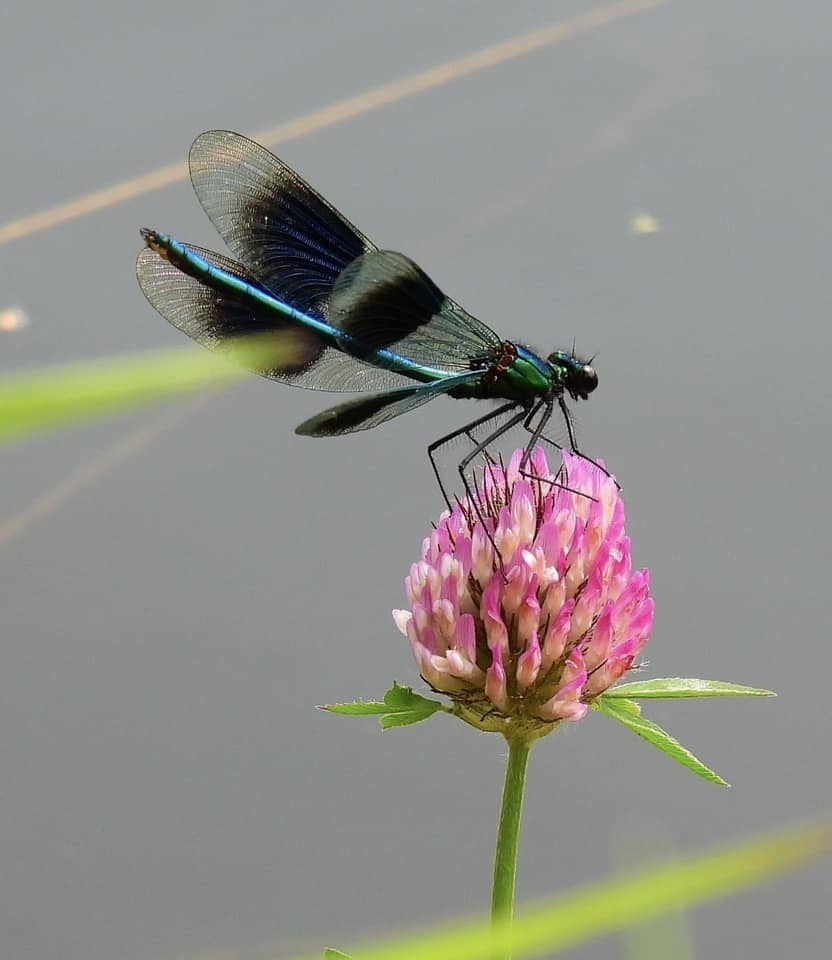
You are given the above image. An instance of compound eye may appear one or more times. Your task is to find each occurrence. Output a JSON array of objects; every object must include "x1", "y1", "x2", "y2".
[{"x1": 582, "y1": 365, "x2": 598, "y2": 394}]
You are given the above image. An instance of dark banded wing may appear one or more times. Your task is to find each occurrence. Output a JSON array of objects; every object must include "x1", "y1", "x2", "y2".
[
  {"x1": 189, "y1": 131, "x2": 503, "y2": 375},
  {"x1": 188, "y1": 130, "x2": 374, "y2": 319},
  {"x1": 295, "y1": 371, "x2": 483, "y2": 437},
  {"x1": 327, "y1": 250, "x2": 502, "y2": 373},
  {"x1": 136, "y1": 242, "x2": 412, "y2": 392}
]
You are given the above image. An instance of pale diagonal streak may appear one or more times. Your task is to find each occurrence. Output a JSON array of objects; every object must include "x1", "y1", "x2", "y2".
[
  {"x1": 0, "y1": 0, "x2": 664, "y2": 246},
  {"x1": 0, "y1": 0, "x2": 666, "y2": 547}
]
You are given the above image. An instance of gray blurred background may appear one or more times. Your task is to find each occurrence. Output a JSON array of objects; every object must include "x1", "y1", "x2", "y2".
[{"x1": 0, "y1": 1, "x2": 829, "y2": 958}]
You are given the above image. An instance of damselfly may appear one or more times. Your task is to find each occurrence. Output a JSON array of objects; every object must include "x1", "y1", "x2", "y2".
[{"x1": 137, "y1": 130, "x2": 598, "y2": 507}]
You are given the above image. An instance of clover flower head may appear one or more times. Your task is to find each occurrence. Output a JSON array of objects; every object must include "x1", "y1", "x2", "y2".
[{"x1": 393, "y1": 450, "x2": 653, "y2": 737}]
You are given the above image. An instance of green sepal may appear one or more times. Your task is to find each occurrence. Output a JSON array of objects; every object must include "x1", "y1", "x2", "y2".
[
  {"x1": 321, "y1": 682, "x2": 447, "y2": 729},
  {"x1": 606, "y1": 677, "x2": 776, "y2": 700},
  {"x1": 593, "y1": 697, "x2": 728, "y2": 786}
]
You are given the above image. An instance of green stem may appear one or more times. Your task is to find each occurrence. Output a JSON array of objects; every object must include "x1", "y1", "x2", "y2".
[{"x1": 491, "y1": 736, "x2": 533, "y2": 958}]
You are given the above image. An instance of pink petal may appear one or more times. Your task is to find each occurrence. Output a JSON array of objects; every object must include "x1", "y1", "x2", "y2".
[
  {"x1": 541, "y1": 598, "x2": 575, "y2": 670},
  {"x1": 510, "y1": 480, "x2": 537, "y2": 545},
  {"x1": 583, "y1": 603, "x2": 614, "y2": 671},
  {"x1": 501, "y1": 563, "x2": 529, "y2": 617},
  {"x1": 481, "y1": 577, "x2": 509, "y2": 653},
  {"x1": 392, "y1": 609, "x2": 412, "y2": 637},
  {"x1": 445, "y1": 648, "x2": 485, "y2": 683},
  {"x1": 485, "y1": 644, "x2": 508, "y2": 710},
  {"x1": 471, "y1": 523, "x2": 495, "y2": 586},
  {"x1": 537, "y1": 648, "x2": 588, "y2": 720},
  {"x1": 516, "y1": 631, "x2": 542, "y2": 690},
  {"x1": 452, "y1": 613, "x2": 478, "y2": 665},
  {"x1": 517, "y1": 592, "x2": 541, "y2": 650}
]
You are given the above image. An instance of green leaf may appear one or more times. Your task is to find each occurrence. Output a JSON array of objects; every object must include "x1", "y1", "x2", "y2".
[
  {"x1": 324, "y1": 950, "x2": 353, "y2": 959},
  {"x1": 380, "y1": 706, "x2": 443, "y2": 730},
  {"x1": 606, "y1": 678, "x2": 776, "y2": 699},
  {"x1": 593, "y1": 698, "x2": 728, "y2": 786},
  {"x1": 321, "y1": 683, "x2": 446, "y2": 729},
  {"x1": 0, "y1": 335, "x2": 298, "y2": 446},
  {"x1": 287, "y1": 820, "x2": 832, "y2": 960},
  {"x1": 321, "y1": 701, "x2": 391, "y2": 717},
  {"x1": 605, "y1": 696, "x2": 642, "y2": 718}
]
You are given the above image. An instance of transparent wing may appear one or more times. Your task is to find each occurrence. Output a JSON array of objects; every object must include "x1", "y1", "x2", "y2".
[
  {"x1": 188, "y1": 130, "x2": 374, "y2": 319},
  {"x1": 295, "y1": 371, "x2": 483, "y2": 436},
  {"x1": 136, "y1": 242, "x2": 412, "y2": 392}
]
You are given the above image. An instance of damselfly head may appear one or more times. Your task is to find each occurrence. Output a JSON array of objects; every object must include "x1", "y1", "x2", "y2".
[{"x1": 548, "y1": 350, "x2": 598, "y2": 401}]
